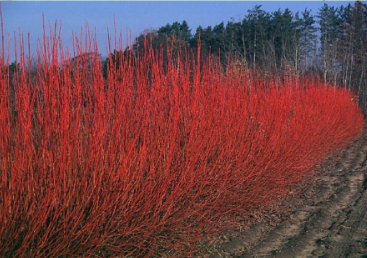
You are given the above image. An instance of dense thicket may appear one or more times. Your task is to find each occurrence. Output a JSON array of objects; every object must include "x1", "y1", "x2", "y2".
[
  {"x1": 1, "y1": 3, "x2": 365, "y2": 257},
  {"x1": 128, "y1": 1, "x2": 367, "y2": 111},
  {"x1": 0, "y1": 19, "x2": 364, "y2": 257}
]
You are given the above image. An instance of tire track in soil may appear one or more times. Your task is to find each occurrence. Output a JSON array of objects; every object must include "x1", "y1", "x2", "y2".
[{"x1": 206, "y1": 132, "x2": 367, "y2": 258}]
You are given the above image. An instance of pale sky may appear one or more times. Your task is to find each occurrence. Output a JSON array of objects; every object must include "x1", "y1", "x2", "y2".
[{"x1": 1, "y1": 1, "x2": 356, "y2": 62}]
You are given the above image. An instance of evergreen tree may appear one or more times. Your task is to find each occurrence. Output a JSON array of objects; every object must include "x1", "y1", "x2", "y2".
[
  {"x1": 318, "y1": 4, "x2": 341, "y2": 84},
  {"x1": 298, "y1": 8, "x2": 317, "y2": 74},
  {"x1": 245, "y1": 5, "x2": 272, "y2": 71}
]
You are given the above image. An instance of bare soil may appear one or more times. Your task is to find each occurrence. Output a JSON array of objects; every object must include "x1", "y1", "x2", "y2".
[{"x1": 204, "y1": 131, "x2": 367, "y2": 258}]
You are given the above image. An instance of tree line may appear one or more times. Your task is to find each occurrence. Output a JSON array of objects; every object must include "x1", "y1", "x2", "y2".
[{"x1": 129, "y1": 1, "x2": 367, "y2": 110}]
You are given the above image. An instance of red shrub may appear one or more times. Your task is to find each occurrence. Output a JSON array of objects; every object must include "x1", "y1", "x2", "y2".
[{"x1": 0, "y1": 20, "x2": 364, "y2": 257}]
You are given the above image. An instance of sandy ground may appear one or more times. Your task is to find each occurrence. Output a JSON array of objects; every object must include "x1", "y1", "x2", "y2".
[{"x1": 205, "y1": 132, "x2": 367, "y2": 258}]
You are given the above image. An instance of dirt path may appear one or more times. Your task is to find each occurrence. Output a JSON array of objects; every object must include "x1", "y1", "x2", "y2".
[{"x1": 207, "y1": 132, "x2": 367, "y2": 258}]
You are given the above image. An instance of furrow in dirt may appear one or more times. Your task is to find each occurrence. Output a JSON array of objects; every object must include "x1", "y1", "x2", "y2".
[
  {"x1": 207, "y1": 132, "x2": 367, "y2": 258},
  {"x1": 326, "y1": 172, "x2": 367, "y2": 258}
]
